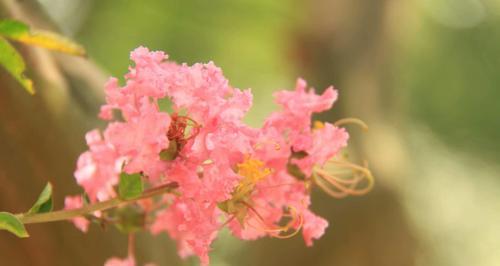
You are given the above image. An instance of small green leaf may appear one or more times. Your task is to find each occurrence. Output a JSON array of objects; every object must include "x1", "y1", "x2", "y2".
[
  {"x1": 28, "y1": 182, "x2": 53, "y2": 214},
  {"x1": 0, "y1": 36, "x2": 34, "y2": 94},
  {"x1": 0, "y1": 20, "x2": 29, "y2": 37},
  {"x1": 119, "y1": 172, "x2": 143, "y2": 200},
  {"x1": 113, "y1": 205, "x2": 146, "y2": 233},
  {"x1": 0, "y1": 212, "x2": 29, "y2": 238}
]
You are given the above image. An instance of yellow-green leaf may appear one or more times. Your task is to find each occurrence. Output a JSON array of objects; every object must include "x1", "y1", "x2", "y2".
[
  {"x1": 28, "y1": 182, "x2": 53, "y2": 214},
  {"x1": 0, "y1": 19, "x2": 85, "y2": 56},
  {"x1": 0, "y1": 212, "x2": 29, "y2": 238},
  {"x1": 0, "y1": 36, "x2": 34, "y2": 94},
  {"x1": 0, "y1": 20, "x2": 29, "y2": 37},
  {"x1": 13, "y1": 30, "x2": 86, "y2": 56},
  {"x1": 119, "y1": 172, "x2": 144, "y2": 200}
]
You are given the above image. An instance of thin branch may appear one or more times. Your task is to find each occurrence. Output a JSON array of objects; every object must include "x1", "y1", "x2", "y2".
[{"x1": 16, "y1": 182, "x2": 178, "y2": 225}]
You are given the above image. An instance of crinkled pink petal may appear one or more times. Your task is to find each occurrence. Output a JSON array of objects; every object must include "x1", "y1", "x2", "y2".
[
  {"x1": 150, "y1": 198, "x2": 219, "y2": 266},
  {"x1": 293, "y1": 123, "x2": 349, "y2": 175},
  {"x1": 302, "y1": 210, "x2": 329, "y2": 246},
  {"x1": 64, "y1": 196, "x2": 89, "y2": 232},
  {"x1": 274, "y1": 78, "x2": 337, "y2": 116},
  {"x1": 74, "y1": 130, "x2": 121, "y2": 202},
  {"x1": 164, "y1": 161, "x2": 201, "y2": 198},
  {"x1": 104, "y1": 100, "x2": 170, "y2": 180}
]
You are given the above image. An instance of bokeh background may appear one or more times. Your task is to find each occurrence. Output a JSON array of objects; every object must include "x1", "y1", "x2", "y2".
[{"x1": 1, "y1": 0, "x2": 499, "y2": 265}]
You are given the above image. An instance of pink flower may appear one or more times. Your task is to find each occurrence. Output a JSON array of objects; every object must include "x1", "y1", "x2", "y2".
[
  {"x1": 265, "y1": 78, "x2": 337, "y2": 133},
  {"x1": 64, "y1": 196, "x2": 89, "y2": 232},
  {"x1": 105, "y1": 98, "x2": 171, "y2": 180},
  {"x1": 151, "y1": 198, "x2": 220, "y2": 266},
  {"x1": 71, "y1": 47, "x2": 360, "y2": 265},
  {"x1": 104, "y1": 256, "x2": 135, "y2": 266},
  {"x1": 74, "y1": 130, "x2": 122, "y2": 202},
  {"x1": 273, "y1": 78, "x2": 337, "y2": 120},
  {"x1": 302, "y1": 210, "x2": 329, "y2": 246},
  {"x1": 292, "y1": 122, "x2": 349, "y2": 175}
]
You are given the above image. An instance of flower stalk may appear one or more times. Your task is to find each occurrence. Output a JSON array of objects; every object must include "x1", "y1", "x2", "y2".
[{"x1": 16, "y1": 182, "x2": 178, "y2": 225}]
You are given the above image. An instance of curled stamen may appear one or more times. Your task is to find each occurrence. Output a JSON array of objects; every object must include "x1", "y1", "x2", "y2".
[
  {"x1": 182, "y1": 116, "x2": 201, "y2": 141},
  {"x1": 167, "y1": 114, "x2": 201, "y2": 144},
  {"x1": 334, "y1": 117, "x2": 369, "y2": 131},
  {"x1": 271, "y1": 206, "x2": 303, "y2": 239},
  {"x1": 242, "y1": 202, "x2": 303, "y2": 239},
  {"x1": 312, "y1": 175, "x2": 351, "y2": 198},
  {"x1": 313, "y1": 160, "x2": 374, "y2": 198},
  {"x1": 314, "y1": 168, "x2": 361, "y2": 185}
]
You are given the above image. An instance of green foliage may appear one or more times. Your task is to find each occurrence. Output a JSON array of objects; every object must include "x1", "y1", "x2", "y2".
[
  {"x1": 119, "y1": 172, "x2": 144, "y2": 200},
  {"x1": 0, "y1": 20, "x2": 29, "y2": 37},
  {"x1": 0, "y1": 19, "x2": 86, "y2": 56},
  {"x1": 113, "y1": 205, "x2": 146, "y2": 233},
  {"x1": 28, "y1": 182, "x2": 53, "y2": 214},
  {"x1": 402, "y1": 17, "x2": 500, "y2": 158},
  {"x1": 0, "y1": 36, "x2": 34, "y2": 94},
  {"x1": 0, "y1": 19, "x2": 86, "y2": 94},
  {"x1": 0, "y1": 212, "x2": 29, "y2": 238}
]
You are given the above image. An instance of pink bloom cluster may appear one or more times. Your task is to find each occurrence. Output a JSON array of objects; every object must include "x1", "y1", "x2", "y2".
[{"x1": 65, "y1": 47, "x2": 349, "y2": 265}]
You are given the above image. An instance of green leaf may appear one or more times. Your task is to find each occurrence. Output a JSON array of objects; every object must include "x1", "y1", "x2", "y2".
[
  {"x1": 0, "y1": 20, "x2": 29, "y2": 37},
  {"x1": 0, "y1": 36, "x2": 34, "y2": 94},
  {"x1": 0, "y1": 212, "x2": 29, "y2": 238},
  {"x1": 119, "y1": 172, "x2": 143, "y2": 200},
  {"x1": 0, "y1": 19, "x2": 86, "y2": 56},
  {"x1": 12, "y1": 30, "x2": 86, "y2": 56},
  {"x1": 28, "y1": 182, "x2": 53, "y2": 214},
  {"x1": 113, "y1": 205, "x2": 146, "y2": 233},
  {"x1": 159, "y1": 141, "x2": 178, "y2": 161}
]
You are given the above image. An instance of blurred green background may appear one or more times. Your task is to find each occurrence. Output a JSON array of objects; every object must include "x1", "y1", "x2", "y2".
[{"x1": 0, "y1": 0, "x2": 499, "y2": 265}]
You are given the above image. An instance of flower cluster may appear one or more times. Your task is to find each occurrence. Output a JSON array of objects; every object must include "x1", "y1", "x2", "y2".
[{"x1": 65, "y1": 47, "x2": 372, "y2": 266}]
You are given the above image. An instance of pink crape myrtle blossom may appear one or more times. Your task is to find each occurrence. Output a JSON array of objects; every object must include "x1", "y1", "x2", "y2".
[
  {"x1": 104, "y1": 98, "x2": 171, "y2": 180},
  {"x1": 292, "y1": 122, "x2": 349, "y2": 176},
  {"x1": 64, "y1": 195, "x2": 90, "y2": 232},
  {"x1": 224, "y1": 80, "x2": 347, "y2": 244},
  {"x1": 70, "y1": 47, "x2": 372, "y2": 266},
  {"x1": 74, "y1": 129, "x2": 123, "y2": 202},
  {"x1": 151, "y1": 198, "x2": 220, "y2": 266}
]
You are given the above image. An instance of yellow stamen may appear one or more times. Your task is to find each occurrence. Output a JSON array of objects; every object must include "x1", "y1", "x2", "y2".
[
  {"x1": 233, "y1": 157, "x2": 272, "y2": 200},
  {"x1": 313, "y1": 120, "x2": 325, "y2": 130}
]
